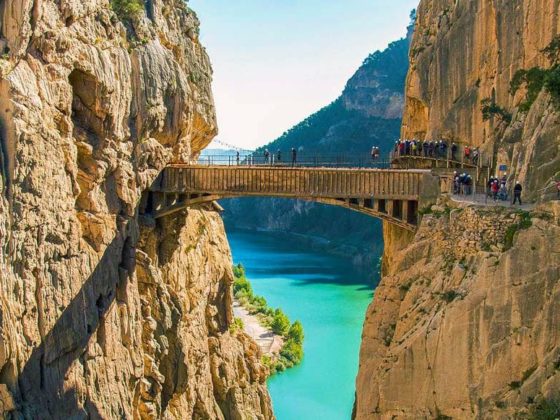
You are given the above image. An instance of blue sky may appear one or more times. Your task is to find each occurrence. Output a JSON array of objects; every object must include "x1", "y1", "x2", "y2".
[{"x1": 189, "y1": 0, "x2": 418, "y2": 150}]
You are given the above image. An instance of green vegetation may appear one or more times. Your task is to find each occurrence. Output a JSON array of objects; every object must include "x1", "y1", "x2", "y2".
[
  {"x1": 111, "y1": 0, "x2": 144, "y2": 22},
  {"x1": 481, "y1": 98, "x2": 512, "y2": 123},
  {"x1": 233, "y1": 264, "x2": 304, "y2": 374},
  {"x1": 441, "y1": 290, "x2": 460, "y2": 303},
  {"x1": 229, "y1": 317, "x2": 244, "y2": 334},
  {"x1": 530, "y1": 400, "x2": 560, "y2": 419},
  {"x1": 504, "y1": 211, "x2": 533, "y2": 251},
  {"x1": 508, "y1": 37, "x2": 560, "y2": 112}
]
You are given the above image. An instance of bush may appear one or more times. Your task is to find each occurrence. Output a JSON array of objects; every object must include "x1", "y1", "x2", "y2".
[
  {"x1": 280, "y1": 339, "x2": 304, "y2": 365},
  {"x1": 111, "y1": 0, "x2": 144, "y2": 21},
  {"x1": 271, "y1": 309, "x2": 291, "y2": 335},
  {"x1": 481, "y1": 98, "x2": 512, "y2": 123},
  {"x1": 442, "y1": 290, "x2": 459, "y2": 303},
  {"x1": 287, "y1": 321, "x2": 304, "y2": 345},
  {"x1": 544, "y1": 66, "x2": 560, "y2": 105},
  {"x1": 530, "y1": 399, "x2": 560, "y2": 420},
  {"x1": 229, "y1": 317, "x2": 244, "y2": 334},
  {"x1": 510, "y1": 68, "x2": 547, "y2": 112}
]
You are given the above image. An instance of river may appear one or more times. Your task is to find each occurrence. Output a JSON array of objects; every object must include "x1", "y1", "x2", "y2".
[{"x1": 226, "y1": 228, "x2": 378, "y2": 420}]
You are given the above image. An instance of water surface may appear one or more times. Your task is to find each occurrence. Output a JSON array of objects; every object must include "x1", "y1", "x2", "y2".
[{"x1": 226, "y1": 229, "x2": 377, "y2": 420}]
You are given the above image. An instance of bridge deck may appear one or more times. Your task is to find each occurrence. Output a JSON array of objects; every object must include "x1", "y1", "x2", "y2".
[
  {"x1": 148, "y1": 165, "x2": 441, "y2": 231},
  {"x1": 156, "y1": 165, "x2": 434, "y2": 200}
]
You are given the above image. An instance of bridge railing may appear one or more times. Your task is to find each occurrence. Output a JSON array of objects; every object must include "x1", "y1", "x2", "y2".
[
  {"x1": 157, "y1": 166, "x2": 434, "y2": 201},
  {"x1": 196, "y1": 153, "x2": 391, "y2": 169}
]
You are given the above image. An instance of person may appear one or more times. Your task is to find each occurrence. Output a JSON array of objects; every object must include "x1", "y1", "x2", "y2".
[
  {"x1": 498, "y1": 183, "x2": 508, "y2": 201},
  {"x1": 472, "y1": 148, "x2": 479, "y2": 165},
  {"x1": 557, "y1": 180, "x2": 560, "y2": 199},
  {"x1": 264, "y1": 149, "x2": 270, "y2": 164},
  {"x1": 464, "y1": 145, "x2": 471, "y2": 162},
  {"x1": 492, "y1": 180, "x2": 499, "y2": 201},
  {"x1": 291, "y1": 148, "x2": 297, "y2": 167},
  {"x1": 451, "y1": 143, "x2": 458, "y2": 161},
  {"x1": 513, "y1": 181, "x2": 523, "y2": 205},
  {"x1": 371, "y1": 146, "x2": 377, "y2": 161},
  {"x1": 277, "y1": 150, "x2": 282, "y2": 163},
  {"x1": 423, "y1": 140, "x2": 429, "y2": 157},
  {"x1": 236, "y1": 151, "x2": 240, "y2": 165}
]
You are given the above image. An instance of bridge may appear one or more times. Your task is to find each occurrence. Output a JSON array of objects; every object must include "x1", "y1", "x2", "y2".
[{"x1": 147, "y1": 164, "x2": 441, "y2": 231}]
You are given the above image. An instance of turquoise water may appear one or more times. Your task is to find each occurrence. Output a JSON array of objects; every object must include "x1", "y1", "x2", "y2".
[{"x1": 226, "y1": 229, "x2": 377, "y2": 420}]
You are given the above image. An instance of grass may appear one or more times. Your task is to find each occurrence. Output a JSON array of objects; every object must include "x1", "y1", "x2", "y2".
[
  {"x1": 233, "y1": 263, "x2": 304, "y2": 374},
  {"x1": 530, "y1": 399, "x2": 560, "y2": 419}
]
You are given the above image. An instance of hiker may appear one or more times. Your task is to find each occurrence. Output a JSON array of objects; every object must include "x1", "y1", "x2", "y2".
[
  {"x1": 491, "y1": 180, "x2": 499, "y2": 201},
  {"x1": 464, "y1": 145, "x2": 471, "y2": 162},
  {"x1": 236, "y1": 151, "x2": 240, "y2": 165},
  {"x1": 277, "y1": 150, "x2": 282, "y2": 163},
  {"x1": 512, "y1": 181, "x2": 523, "y2": 205},
  {"x1": 291, "y1": 148, "x2": 297, "y2": 167},
  {"x1": 423, "y1": 140, "x2": 429, "y2": 157},
  {"x1": 498, "y1": 183, "x2": 508, "y2": 201},
  {"x1": 264, "y1": 149, "x2": 270, "y2": 164},
  {"x1": 472, "y1": 148, "x2": 479, "y2": 165},
  {"x1": 451, "y1": 143, "x2": 458, "y2": 161},
  {"x1": 371, "y1": 146, "x2": 377, "y2": 161}
]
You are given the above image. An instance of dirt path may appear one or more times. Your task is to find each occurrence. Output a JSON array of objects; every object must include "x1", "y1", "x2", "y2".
[{"x1": 233, "y1": 301, "x2": 283, "y2": 356}]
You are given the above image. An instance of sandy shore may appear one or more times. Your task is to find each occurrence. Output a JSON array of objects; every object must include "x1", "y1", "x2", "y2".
[{"x1": 233, "y1": 301, "x2": 283, "y2": 356}]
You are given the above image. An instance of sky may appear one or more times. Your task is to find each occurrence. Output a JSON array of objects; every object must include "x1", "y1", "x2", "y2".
[{"x1": 189, "y1": 0, "x2": 418, "y2": 150}]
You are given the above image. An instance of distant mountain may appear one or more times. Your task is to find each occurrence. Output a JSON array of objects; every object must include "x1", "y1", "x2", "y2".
[{"x1": 221, "y1": 26, "x2": 412, "y2": 270}]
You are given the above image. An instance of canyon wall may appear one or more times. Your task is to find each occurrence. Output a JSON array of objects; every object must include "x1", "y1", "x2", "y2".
[
  {"x1": 355, "y1": 202, "x2": 560, "y2": 418},
  {"x1": 401, "y1": 0, "x2": 560, "y2": 198},
  {"x1": 0, "y1": 1, "x2": 272, "y2": 418},
  {"x1": 356, "y1": 1, "x2": 560, "y2": 418}
]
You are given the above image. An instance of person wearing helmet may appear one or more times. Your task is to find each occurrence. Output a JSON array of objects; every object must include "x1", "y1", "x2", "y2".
[{"x1": 513, "y1": 181, "x2": 523, "y2": 205}]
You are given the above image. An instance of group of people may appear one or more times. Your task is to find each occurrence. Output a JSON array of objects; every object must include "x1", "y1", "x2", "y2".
[
  {"x1": 252, "y1": 148, "x2": 298, "y2": 166},
  {"x1": 453, "y1": 171, "x2": 474, "y2": 195},
  {"x1": 393, "y1": 139, "x2": 480, "y2": 164},
  {"x1": 487, "y1": 175, "x2": 523, "y2": 205}
]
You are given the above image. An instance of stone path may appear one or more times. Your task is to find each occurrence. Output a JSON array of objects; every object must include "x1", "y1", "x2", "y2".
[
  {"x1": 233, "y1": 301, "x2": 283, "y2": 356},
  {"x1": 450, "y1": 193, "x2": 535, "y2": 211}
]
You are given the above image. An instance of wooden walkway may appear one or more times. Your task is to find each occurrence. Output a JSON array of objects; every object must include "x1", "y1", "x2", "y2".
[{"x1": 147, "y1": 165, "x2": 441, "y2": 230}]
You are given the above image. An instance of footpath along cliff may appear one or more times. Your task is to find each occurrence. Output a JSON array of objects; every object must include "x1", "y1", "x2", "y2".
[
  {"x1": 0, "y1": 1, "x2": 273, "y2": 418},
  {"x1": 355, "y1": 1, "x2": 560, "y2": 418}
]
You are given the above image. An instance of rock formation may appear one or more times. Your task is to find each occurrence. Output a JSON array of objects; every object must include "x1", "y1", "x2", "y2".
[
  {"x1": 0, "y1": 0, "x2": 272, "y2": 418},
  {"x1": 355, "y1": 202, "x2": 560, "y2": 418},
  {"x1": 401, "y1": 0, "x2": 560, "y2": 199},
  {"x1": 355, "y1": 1, "x2": 560, "y2": 417}
]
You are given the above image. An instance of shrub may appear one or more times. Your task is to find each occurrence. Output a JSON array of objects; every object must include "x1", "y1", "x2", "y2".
[
  {"x1": 510, "y1": 68, "x2": 548, "y2": 112},
  {"x1": 111, "y1": 0, "x2": 144, "y2": 21},
  {"x1": 504, "y1": 212, "x2": 533, "y2": 251},
  {"x1": 542, "y1": 35, "x2": 560, "y2": 64},
  {"x1": 481, "y1": 98, "x2": 512, "y2": 123},
  {"x1": 442, "y1": 290, "x2": 459, "y2": 303},
  {"x1": 271, "y1": 309, "x2": 291, "y2": 335},
  {"x1": 531, "y1": 399, "x2": 560, "y2": 419},
  {"x1": 229, "y1": 317, "x2": 244, "y2": 334},
  {"x1": 279, "y1": 339, "x2": 304, "y2": 365},
  {"x1": 287, "y1": 321, "x2": 304, "y2": 345},
  {"x1": 544, "y1": 65, "x2": 560, "y2": 105}
]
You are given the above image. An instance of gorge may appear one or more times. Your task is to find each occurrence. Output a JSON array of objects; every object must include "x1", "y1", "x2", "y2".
[{"x1": 0, "y1": 1, "x2": 559, "y2": 419}]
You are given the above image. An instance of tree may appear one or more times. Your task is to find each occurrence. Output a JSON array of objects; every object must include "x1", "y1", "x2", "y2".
[
  {"x1": 270, "y1": 309, "x2": 290, "y2": 336},
  {"x1": 287, "y1": 321, "x2": 304, "y2": 345}
]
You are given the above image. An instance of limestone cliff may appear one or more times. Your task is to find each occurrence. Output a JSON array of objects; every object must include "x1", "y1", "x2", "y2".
[
  {"x1": 355, "y1": 2, "x2": 560, "y2": 418},
  {"x1": 0, "y1": 1, "x2": 272, "y2": 418},
  {"x1": 355, "y1": 202, "x2": 560, "y2": 418},
  {"x1": 401, "y1": 0, "x2": 560, "y2": 199}
]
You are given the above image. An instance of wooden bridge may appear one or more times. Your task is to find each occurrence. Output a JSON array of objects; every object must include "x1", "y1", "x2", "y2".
[{"x1": 147, "y1": 165, "x2": 441, "y2": 231}]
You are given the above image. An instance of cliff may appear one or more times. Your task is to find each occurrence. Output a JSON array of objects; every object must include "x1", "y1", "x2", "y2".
[
  {"x1": 401, "y1": 0, "x2": 560, "y2": 198},
  {"x1": 221, "y1": 35, "x2": 411, "y2": 270},
  {"x1": 355, "y1": 1, "x2": 560, "y2": 417},
  {"x1": 355, "y1": 201, "x2": 560, "y2": 418},
  {"x1": 0, "y1": 1, "x2": 272, "y2": 418}
]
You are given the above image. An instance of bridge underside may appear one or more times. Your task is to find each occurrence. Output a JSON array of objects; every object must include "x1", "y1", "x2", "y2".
[{"x1": 146, "y1": 192, "x2": 419, "y2": 231}]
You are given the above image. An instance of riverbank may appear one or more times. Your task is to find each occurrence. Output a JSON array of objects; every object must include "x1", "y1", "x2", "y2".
[{"x1": 233, "y1": 301, "x2": 284, "y2": 356}]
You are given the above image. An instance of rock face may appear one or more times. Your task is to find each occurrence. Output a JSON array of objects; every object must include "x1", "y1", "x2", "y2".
[
  {"x1": 401, "y1": 0, "x2": 560, "y2": 198},
  {"x1": 355, "y1": 202, "x2": 560, "y2": 418},
  {"x1": 0, "y1": 1, "x2": 272, "y2": 418}
]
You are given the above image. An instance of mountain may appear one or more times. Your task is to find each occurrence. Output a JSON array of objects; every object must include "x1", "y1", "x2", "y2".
[{"x1": 221, "y1": 28, "x2": 412, "y2": 270}]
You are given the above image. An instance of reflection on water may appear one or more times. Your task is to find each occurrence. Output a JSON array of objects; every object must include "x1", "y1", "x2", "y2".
[{"x1": 226, "y1": 229, "x2": 378, "y2": 420}]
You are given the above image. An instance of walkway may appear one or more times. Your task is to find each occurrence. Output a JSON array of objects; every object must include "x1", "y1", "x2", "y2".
[
  {"x1": 233, "y1": 301, "x2": 283, "y2": 355},
  {"x1": 148, "y1": 165, "x2": 442, "y2": 230}
]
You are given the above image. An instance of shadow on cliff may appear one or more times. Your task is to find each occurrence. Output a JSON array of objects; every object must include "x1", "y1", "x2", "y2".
[{"x1": 16, "y1": 223, "x2": 137, "y2": 419}]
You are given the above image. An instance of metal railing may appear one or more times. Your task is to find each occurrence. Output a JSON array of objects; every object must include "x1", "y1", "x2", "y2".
[{"x1": 195, "y1": 153, "x2": 391, "y2": 169}]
